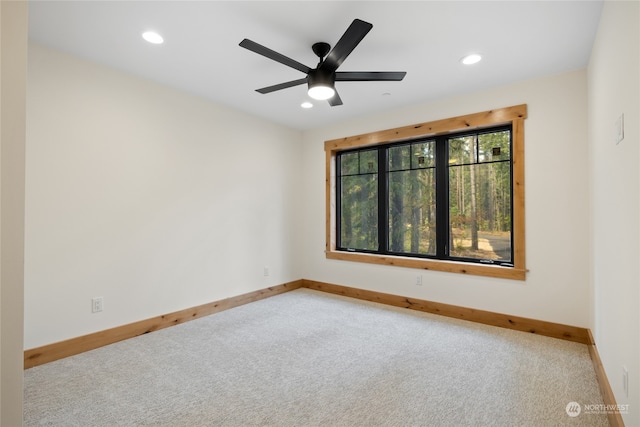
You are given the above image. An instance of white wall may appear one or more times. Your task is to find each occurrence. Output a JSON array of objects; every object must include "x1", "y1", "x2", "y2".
[
  {"x1": 25, "y1": 44, "x2": 302, "y2": 349},
  {"x1": 301, "y1": 69, "x2": 591, "y2": 328},
  {"x1": 588, "y1": 1, "x2": 639, "y2": 425},
  {"x1": 1, "y1": 1, "x2": 27, "y2": 425}
]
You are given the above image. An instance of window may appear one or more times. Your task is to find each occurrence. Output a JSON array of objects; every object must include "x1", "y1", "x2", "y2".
[
  {"x1": 325, "y1": 105, "x2": 527, "y2": 280},
  {"x1": 337, "y1": 126, "x2": 512, "y2": 264}
]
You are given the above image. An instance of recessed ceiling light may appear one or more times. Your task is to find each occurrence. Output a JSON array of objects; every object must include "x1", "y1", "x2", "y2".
[
  {"x1": 301, "y1": 102, "x2": 313, "y2": 109},
  {"x1": 142, "y1": 31, "x2": 164, "y2": 44},
  {"x1": 461, "y1": 54, "x2": 482, "y2": 65}
]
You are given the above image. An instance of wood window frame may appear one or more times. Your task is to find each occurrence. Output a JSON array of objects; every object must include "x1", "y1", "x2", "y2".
[{"x1": 324, "y1": 105, "x2": 528, "y2": 280}]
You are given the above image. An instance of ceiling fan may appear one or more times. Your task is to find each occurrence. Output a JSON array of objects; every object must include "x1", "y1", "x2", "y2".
[{"x1": 239, "y1": 19, "x2": 406, "y2": 106}]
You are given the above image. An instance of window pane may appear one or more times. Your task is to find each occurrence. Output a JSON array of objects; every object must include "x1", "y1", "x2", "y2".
[
  {"x1": 388, "y1": 168, "x2": 437, "y2": 255},
  {"x1": 359, "y1": 149, "x2": 378, "y2": 174},
  {"x1": 340, "y1": 174, "x2": 378, "y2": 251},
  {"x1": 449, "y1": 162, "x2": 511, "y2": 261},
  {"x1": 340, "y1": 152, "x2": 359, "y2": 175},
  {"x1": 448, "y1": 135, "x2": 477, "y2": 165},
  {"x1": 388, "y1": 145, "x2": 411, "y2": 171},
  {"x1": 478, "y1": 130, "x2": 511, "y2": 163},
  {"x1": 412, "y1": 141, "x2": 436, "y2": 168}
]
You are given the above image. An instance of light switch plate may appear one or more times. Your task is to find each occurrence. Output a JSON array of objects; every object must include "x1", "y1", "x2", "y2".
[{"x1": 615, "y1": 114, "x2": 624, "y2": 144}]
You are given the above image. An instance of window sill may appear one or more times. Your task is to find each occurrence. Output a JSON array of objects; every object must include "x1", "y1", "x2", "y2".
[{"x1": 325, "y1": 250, "x2": 527, "y2": 281}]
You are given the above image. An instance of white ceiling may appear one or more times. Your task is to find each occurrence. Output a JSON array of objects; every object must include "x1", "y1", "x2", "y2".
[{"x1": 28, "y1": 1, "x2": 603, "y2": 131}]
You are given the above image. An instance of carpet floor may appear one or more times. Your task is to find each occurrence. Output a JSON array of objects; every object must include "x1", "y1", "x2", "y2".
[{"x1": 24, "y1": 288, "x2": 608, "y2": 426}]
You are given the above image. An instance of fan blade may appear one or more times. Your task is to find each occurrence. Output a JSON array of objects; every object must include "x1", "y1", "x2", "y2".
[
  {"x1": 240, "y1": 39, "x2": 311, "y2": 74},
  {"x1": 320, "y1": 19, "x2": 373, "y2": 73},
  {"x1": 256, "y1": 78, "x2": 308, "y2": 94},
  {"x1": 336, "y1": 71, "x2": 406, "y2": 81},
  {"x1": 328, "y1": 90, "x2": 343, "y2": 107}
]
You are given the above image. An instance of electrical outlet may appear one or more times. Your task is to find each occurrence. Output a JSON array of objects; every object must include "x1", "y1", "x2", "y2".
[
  {"x1": 263, "y1": 266, "x2": 270, "y2": 277},
  {"x1": 92, "y1": 297, "x2": 103, "y2": 313},
  {"x1": 623, "y1": 366, "x2": 629, "y2": 397},
  {"x1": 416, "y1": 275, "x2": 423, "y2": 285}
]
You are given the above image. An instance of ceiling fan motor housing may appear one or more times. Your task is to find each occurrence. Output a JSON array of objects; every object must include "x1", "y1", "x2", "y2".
[{"x1": 308, "y1": 68, "x2": 335, "y2": 88}]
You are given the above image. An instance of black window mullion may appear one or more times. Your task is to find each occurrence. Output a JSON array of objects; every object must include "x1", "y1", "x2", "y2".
[
  {"x1": 435, "y1": 136, "x2": 449, "y2": 259},
  {"x1": 336, "y1": 154, "x2": 342, "y2": 248},
  {"x1": 378, "y1": 147, "x2": 388, "y2": 253},
  {"x1": 508, "y1": 132, "x2": 515, "y2": 264}
]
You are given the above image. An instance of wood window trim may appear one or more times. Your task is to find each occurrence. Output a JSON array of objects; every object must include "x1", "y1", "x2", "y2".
[{"x1": 324, "y1": 105, "x2": 528, "y2": 281}]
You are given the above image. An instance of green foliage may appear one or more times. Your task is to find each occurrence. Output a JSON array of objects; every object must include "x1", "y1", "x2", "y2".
[{"x1": 448, "y1": 130, "x2": 512, "y2": 260}]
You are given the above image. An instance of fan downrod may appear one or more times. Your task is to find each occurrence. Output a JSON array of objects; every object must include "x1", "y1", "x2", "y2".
[{"x1": 312, "y1": 42, "x2": 331, "y2": 59}]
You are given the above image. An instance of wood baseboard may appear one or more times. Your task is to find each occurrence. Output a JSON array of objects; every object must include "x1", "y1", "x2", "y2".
[
  {"x1": 25, "y1": 277, "x2": 623, "y2": 425},
  {"x1": 26, "y1": 278, "x2": 594, "y2": 369},
  {"x1": 587, "y1": 331, "x2": 626, "y2": 427},
  {"x1": 301, "y1": 279, "x2": 592, "y2": 345},
  {"x1": 24, "y1": 280, "x2": 303, "y2": 369}
]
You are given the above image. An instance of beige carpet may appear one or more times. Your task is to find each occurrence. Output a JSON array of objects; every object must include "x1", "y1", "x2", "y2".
[{"x1": 24, "y1": 288, "x2": 608, "y2": 426}]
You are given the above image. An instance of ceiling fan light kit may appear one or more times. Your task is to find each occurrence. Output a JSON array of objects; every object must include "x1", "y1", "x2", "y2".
[
  {"x1": 308, "y1": 85, "x2": 335, "y2": 101},
  {"x1": 307, "y1": 69, "x2": 336, "y2": 100},
  {"x1": 239, "y1": 18, "x2": 406, "y2": 107}
]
